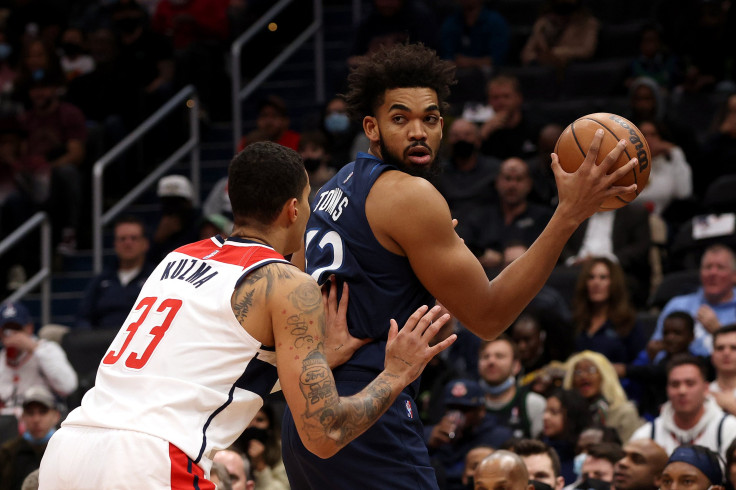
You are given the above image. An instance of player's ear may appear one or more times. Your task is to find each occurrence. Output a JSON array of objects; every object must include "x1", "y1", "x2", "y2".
[
  {"x1": 364, "y1": 116, "x2": 379, "y2": 143},
  {"x1": 281, "y1": 198, "x2": 299, "y2": 224}
]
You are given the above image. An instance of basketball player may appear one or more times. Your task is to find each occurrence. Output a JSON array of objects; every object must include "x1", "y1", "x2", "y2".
[
  {"x1": 282, "y1": 43, "x2": 640, "y2": 489},
  {"x1": 37, "y1": 142, "x2": 455, "y2": 489}
]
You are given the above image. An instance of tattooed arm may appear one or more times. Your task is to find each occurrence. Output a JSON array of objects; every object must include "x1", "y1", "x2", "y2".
[{"x1": 242, "y1": 265, "x2": 455, "y2": 459}]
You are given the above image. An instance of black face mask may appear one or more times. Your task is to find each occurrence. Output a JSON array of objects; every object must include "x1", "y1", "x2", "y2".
[
  {"x1": 465, "y1": 476, "x2": 474, "y2": 490},
  {"x1": 303, "y1": 157, "x2": 322, "y2": 173},
  {"x1": 452, "y1": 141, "x2": 475, "y2": 160},
  {"x1": 115, "y1": 17, "x2": 143, "y2": 34},
  {"x1": 239, "y1": 426, "x2": 269, "y2": 445},
  {"x1": 552, "y1": 2, "x2": 577, "y2": 15},
  {"x1": 61, "y1": 43, "x2": 83, "y2": 57},
  {"x1": 530, "y1": 480, "x2": 554, "y2": 490}
]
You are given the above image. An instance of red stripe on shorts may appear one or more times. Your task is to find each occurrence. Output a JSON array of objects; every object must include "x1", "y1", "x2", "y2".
[{"x1": 168, "y1": 444, "x2": 215, "y2": 490}]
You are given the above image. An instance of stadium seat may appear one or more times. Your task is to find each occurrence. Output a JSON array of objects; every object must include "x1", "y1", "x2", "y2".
[{"x1": 648, "y1": 269, "x2": 700, "y2": 310}]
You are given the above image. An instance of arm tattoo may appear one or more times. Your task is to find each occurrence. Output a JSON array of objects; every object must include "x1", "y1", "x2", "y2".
[
  {"x1": 297, "y1": 348, "x2": 395, "y2": 448},
  {"x1": 233, "y1": 265, "x2": 296, "y2": 322}
]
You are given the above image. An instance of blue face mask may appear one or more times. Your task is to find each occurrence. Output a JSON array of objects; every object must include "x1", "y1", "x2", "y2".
[
  {"x1": 0, "y1": 43, "x2": 11, "y2": 60},
  {"x1": 574, "y1": 452, "x2": 587, "y2": 478},
  {"x1": 324, "y1": 112, "x2": 350, "y2": 134}
]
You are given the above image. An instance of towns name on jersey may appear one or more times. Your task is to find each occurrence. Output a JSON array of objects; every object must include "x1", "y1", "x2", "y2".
[
  {"x1": 160, "y1": 258, "x2": 218, "y2": 288},
  {"x1": 314, "y1": 187, "x2": 349, "y2": 222}
]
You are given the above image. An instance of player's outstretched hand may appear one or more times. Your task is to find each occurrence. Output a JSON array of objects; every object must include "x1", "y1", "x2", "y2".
[
  {"x1": 322, "y1": 276, "x2": 371, "y2": 369},
  {"x1": 552, "y1": 128, "x2": 639, "y2": 224},
  {"x1": 384, "y1": 305, "x2": 456, "y2": 385}
]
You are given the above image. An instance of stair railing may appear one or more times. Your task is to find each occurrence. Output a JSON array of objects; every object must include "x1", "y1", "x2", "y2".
[
  {"x1": 0, "y1": 212, "x2": 51, "y2": 325},
  {"x1": 93, "y1": 85, "x2": 200, "y2": 274},
  {"x1": 231, "y1": 0, "x2": 324, "y2": 153}
]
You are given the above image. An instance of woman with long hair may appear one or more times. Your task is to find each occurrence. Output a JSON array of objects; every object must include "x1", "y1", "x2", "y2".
[
  {"x1": 540, "y1": 388, "x2": 593, "y2": 484},
  {"x1": 563, "y1": 351, "x2": 645, "y2": 443},
  {"x1": 572, "y1": 257, "x2": 645, "y2": 364}
]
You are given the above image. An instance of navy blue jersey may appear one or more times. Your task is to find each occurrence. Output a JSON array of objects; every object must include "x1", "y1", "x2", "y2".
[{"x1": 305, "y1": 152, "x2": 435, "y2": 377}]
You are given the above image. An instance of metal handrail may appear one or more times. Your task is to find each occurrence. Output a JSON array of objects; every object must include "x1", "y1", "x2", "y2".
[
  {"x1": 0, "y1": 212, "x2": 51, "y2": 325},
  {"x1": 231, "y1": 0, "x2": 324, "y2": 153},
  {"x1": 93, "y1": 85, "x2": 200, "y2": 273}
]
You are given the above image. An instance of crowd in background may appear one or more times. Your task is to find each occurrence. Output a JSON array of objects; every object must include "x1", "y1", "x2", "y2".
[{"x1": 0, "y1": 0, "x2": 736, "y2": 488}]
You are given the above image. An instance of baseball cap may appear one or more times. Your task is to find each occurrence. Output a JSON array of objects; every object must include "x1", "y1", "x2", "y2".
[
  {"x1": 0, "y1": 302, "x2": 30, "y2": 328},
  {"x1": 444, "y1": 379, "x2": 485, "y2": 408},
  {"x1": 22, "y1": 385, "x2": 57, "y2": 410},
  {"x1": 157, "y1": 175, "x2": 194, "y2": 201},
  {"x1": 667, "y1": 445, "x2": 723, "y2": 485}
]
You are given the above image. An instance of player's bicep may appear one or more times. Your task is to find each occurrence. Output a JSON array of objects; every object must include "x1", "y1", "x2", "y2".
[
  {"x1": 272, "y1": 277, "x2": 338, "y2": 439},
  {"x1": 388, "y1": 185, "x2": 493, "y2": 328}
]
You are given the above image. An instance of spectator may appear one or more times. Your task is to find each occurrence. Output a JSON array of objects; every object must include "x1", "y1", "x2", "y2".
[
  {"x1": 426, "y1": 378, "x2": 514, "y2": 490},
  {"x1": 520, "y1": 0, "x2": 599, "y2": 68},
  {"x1": 347, "y1": 0, "x2": 439, "y2": 68},
  {"x1": 708, "y1": 325, "x2": 736, "y2": 415},
  {"x1": 561, "y1": 203, "x2": 651, "y2": 307},
  {"x1": 725, "y1": 438, "x2": 736, "y2": 490},
  {"x1": 209, "y1": 461, "x2": 233, "y2": 490},
  {"x1": 571, "y1": 257, "x2": 646, "y2": 364},
  {"x1": 474, "y1": 450, "x2": 531, "y2": 490},
  {"x1": 233, "y1": 405, "x2": 289, "y2": 490},
  {"x1": 434, "y1": 118, "x2": 500, "y2": 254},
  {"x1": 198, "y1": 213, "x2": 232, "y2": 240},
  {"x1": 463, "y1": 446, "x2": 495, "y2": 490},
  {"x1": 479, "y1": 75, "x2": 540, "y2": 160},
  {"x1": 13, "y1": 39, "x2": 63, "y2": 102},
  {"x1": 647, "y1": 244, "x2": 736, "y2": 357},
  {"x1": 630, "y1": 355, "x2": 736, "y2": 459},
  {"x1": 636, "y1": 120, "x2": 693, "y2": 217},
  {"x1": 563, "y1": 351, "x2": 645, "y2": 443},
  {"x1": 626, "y1": 77, "x2": 700, "y2": 182},
  {"x1": 18, "y1": 70, "x2": 85, "y2": 254},
  {"x1": 477, "y1": 158, "x2": 553, "y2": 269},
  {"x1": 541, "y1": 389, "x2": 594, "y2": 484},
  {"x1": 526, "y1": 123, "x2": 563, "y2": 209},
  {"x1": 76, "y1": 215, "x2": 154, "y2": 330},
  {"x1": 439, "y1": 0, "x2": 509, "y2": 74},
  {"x1": 58, "y1": 27, "x2": 95, "y2": 82},
  {"x1": 320, "y1": 95, "x2": 360, "y2": 168},
  {"x1": 626, "y1": 23, "x2": 682, "y2": 91},
  {"x1": 659, "y1": 445, "x2": 725, "y2": 490},
  {"x1": 508, "y1": 438, "x2": 566, "y2": 490},
  {"x1": 477, "y1": 336, "x2": 546, "y2": 439},
  {"x1": 151, "y1": 0, "x2": 229, "y2": 119},
  {"x1": 580, "y1": 443, "x2": 625, "y2": 484},
  {"x1": 616, "y1": 312, "x2": 696, "y2": 419},
  {"x1": 0, "y1": 29, "x2": 20, "y2": 120},
  {"x1": 0, "y1": 302, "x2": 77, "y2": 414},
  {"x1": 298, "y1": 131, "x2": 334, "y2": 204},
  {"x1": 111, "y1": 0, "x2": 175, "y2": 122},
  {"x1": 0, "y1": 386, "x2": 60, "y2": 490},
  {"x1": 238, "y1": 95, "x2": 300, "y2": 152},
  {"x1": 701, "y1": 92, "x2": 736, "y2": 197},
  {"x1": 213, "y1": 448, "x2": 256, "y2": 490},
  {"x1": 612, "y1": 439, "x2": 668, "y2": 490},
  {"x1": 149, "y1": 174, "x2": 201, "y2": 264}
]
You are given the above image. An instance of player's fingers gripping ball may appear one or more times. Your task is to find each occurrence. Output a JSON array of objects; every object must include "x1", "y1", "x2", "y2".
[{"x1": 555, "y1": 112, "x2": 651, "y2": 210}]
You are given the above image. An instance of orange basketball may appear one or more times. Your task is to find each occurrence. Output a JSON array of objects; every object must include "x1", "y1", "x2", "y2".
[{"x1": 554, "y1": 113, "x2": 651, "y2": 210}]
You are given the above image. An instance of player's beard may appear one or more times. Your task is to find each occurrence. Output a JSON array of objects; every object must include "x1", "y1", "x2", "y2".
[{"x1": 379, "y1": 135, "x2": 440, "y2": 182}]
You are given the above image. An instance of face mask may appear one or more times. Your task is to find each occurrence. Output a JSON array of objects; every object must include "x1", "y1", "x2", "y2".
[
  {"x1": 240, "y1": 426, "x2": 269, "y2": 444},
  {"x1": 61, "y1": 43, "x2": 83, "y2": 58},
  {"x1": 574, "y1": 452, "x2": 587, "y2": 477},
  {"x1": 451, "y1": 140, "x2": 475, "y2": 160},
  {"x1": 552, "y1": 2, "x2": 577, "y2": 15},
  {"x1": 0, "y1": 43, "x2": 12, "y2": 60},
  {"x1": 465, "y1": 476, "x2": 474, "y2": 490},
  {"x1": 530, "y1": 480, "x2": 554, "y2": 490},
  {"x1": 324, "y1": 112, "x2": 350, "y2": 133}
]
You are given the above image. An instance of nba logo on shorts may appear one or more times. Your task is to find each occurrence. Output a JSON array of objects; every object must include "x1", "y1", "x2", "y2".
[{"x1": 405, "y1": 400, "x2": 413, "y2": 419}]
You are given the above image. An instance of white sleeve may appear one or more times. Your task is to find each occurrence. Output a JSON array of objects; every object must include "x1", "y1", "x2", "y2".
[
  {"x1": 668, "y1": 147, "x2": 693, "y2": 200},
  {"x1": 34, "y1": 340, "x2": 79, "y2": 396},
  {"x1": 628, "y1": 421, "x2": 653, "y2": 443}
]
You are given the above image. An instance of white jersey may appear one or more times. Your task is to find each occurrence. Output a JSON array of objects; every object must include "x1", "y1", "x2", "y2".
[{"x1": 63, "y1": 236, "x2": 290, "y2": 470}]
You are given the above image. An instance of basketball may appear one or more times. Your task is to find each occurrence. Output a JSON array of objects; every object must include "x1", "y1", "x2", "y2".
[{"x1": 554, "y1": 113, "x2": 651, "y2": 210}]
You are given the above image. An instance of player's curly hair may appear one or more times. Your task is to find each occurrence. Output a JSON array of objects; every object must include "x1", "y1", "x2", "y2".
[{"x1": 344, "y1": 43, "x2": 456, "y2": 121}]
